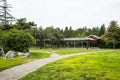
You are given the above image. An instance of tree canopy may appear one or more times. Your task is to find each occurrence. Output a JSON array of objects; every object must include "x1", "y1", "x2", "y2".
[
  {"x1": 0, "y1": 29, "x2": 36, "y2": 52},
  {"x1": 104, "y1": 21, "x2": 120, "y2": 48}
]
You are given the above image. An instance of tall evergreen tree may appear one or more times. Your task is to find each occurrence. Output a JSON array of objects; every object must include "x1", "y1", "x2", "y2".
[
  {"x1": 15, "y1": 18, "x2": 36, "y2": 30},
  {"x1": 91, "y1": 27, "x2": 99, "y2": 36},
  {"x1": 104, "y1": 20, "x2": 119, "y2": 48},
  {"x1": 64, "y1": 26, "x2": 69, "y2": 38},
  {"x1": 99, "y1": 24, "x2": 106, "y2": 36}
]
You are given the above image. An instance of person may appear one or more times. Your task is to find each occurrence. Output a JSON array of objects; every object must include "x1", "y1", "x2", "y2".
[{"x1": 86, "y1": 46, "x2": 88, "y2": 50}]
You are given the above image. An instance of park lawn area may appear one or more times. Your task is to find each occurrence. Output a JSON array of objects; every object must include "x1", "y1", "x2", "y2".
[
  {"x1": 0, "y1": 57, "x2": 31, "y2": 71},
  {"x1": 55, "y1": 48, "x2": 98, "y2": 55},
  {"x1": 0, "y1": 48, "x2": 98, "y2": 71},
  {"x1": 20, "y1": 50, "x2": 120, "y2": 80},
  {"x1": 30, "y1": 48, "x2": 54, "y2": 53},
  {"x1": 31, "y1": 48, "x2": 101, "y2": 55},
  {"x1": 29, "y1": 51, "x2": 50, "y2": 59},
  {"x1": 0, "y1": 50, "x2": 50, "y2": 71}
]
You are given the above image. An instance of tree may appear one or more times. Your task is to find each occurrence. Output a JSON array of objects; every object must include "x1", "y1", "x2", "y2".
[
  {"x1": 0, "y1": 24, "x2": 14, "y2": 30},
  {"x1": 44, "y1": 26, "x2": 64, "y2": 48},
  {"x1": 0, "y1": 25, "x2": 4, "y2": 31},
  {"x1": 53, "y1": 28, "x2": 64, "y2": 47},
  {"x1": 99, "y1": 24, "x2": 106, "y2": 36},
  {"x1": 104, "y1": 21, "x2": 119, "y2": 48},
  {"x1": 30, "y1": 26, "x2": 45, "y2": 48},
  {"x1": 64, "y1": 26, "x2": 69, "y2": 38},
  {"x1": 0, "y1": 0, "x2": 15, "y2": 25},
  {"x1": 69, "y1": 26, "x2": 75, "y2": 37},
  {"x1": 15, "y1": 18, "x2": 36, "y2": 30},
  {"x1": 0, "y1": 29, "x2": 36, "y2": 52},
  {"x1": 75, "y1": 27, "x2": 88, "y2": 37},
  {"x1": 91, "y1": 27, "x2": 99, "y2": 36}
]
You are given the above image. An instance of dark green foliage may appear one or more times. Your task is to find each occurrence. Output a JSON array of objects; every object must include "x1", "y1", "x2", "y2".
[
  {"x1": 30, "y1": 27, "x2": 45, "y2": 48},
  {"x1": 28, "y1": 20, "x2": 120, "y2": 48},
  {"x1": 75, "y1": 27, "x2": 87, "y2": 37},
  {"x1": 99, "y1": 24, "x2": 106, "y2": 36},
  {"x1": 0, "y1": 29, "x2": 36, "y2": 52},
  {"x1": 0, "y1": 24, "x2": 14, "y2": 30},
  {"x1": 30, "y1": 26, "x2": 64, "y2": 48},
  {"x1": 44, "y1": 26, "x2": 64, "y2": 48},
  {"x1": 91, "y1": 27, "x2": 100, "y2": 36},
  {"x1": 64, "y1": 26, "x2": 75, "y2": 38},
  {"x1": 15, "y1": 18, "x2": 36, "y2": 30},
  {"x1": 74, "y1": 26, "x2": 101, "y2": 38},
  {"x1": 97, "y1": 39, "x2": 107, "y2": 48},
  {"x1": 104, "y1": 21, "x2": 120, "y2": 48},
  {"x1": 64, "y1": 26, "x2": 69, "y2": 38}
]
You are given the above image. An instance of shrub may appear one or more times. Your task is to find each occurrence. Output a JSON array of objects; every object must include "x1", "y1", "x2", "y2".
[{"x1": 0, "y1": 29, "x2": 36, "y2": 52}]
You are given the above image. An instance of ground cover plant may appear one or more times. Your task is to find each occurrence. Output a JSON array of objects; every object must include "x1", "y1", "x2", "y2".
[
  {"x1": 20, "y1": 50, "x2": 120, "y2": 80},
  {"x1": 30, "y1": 48, "x2": 54, "y2": 53},
  {"x1": 55, "y1": 48, "x2": 97, "y2": 55},
  {"x1": 31, "y1": 48, "x2": 99, "y2": 55},
  {"x1": 0, "y1": 49, "x2": 50, "y2": 71},
  {"x1": 0, "y1": 57, "x2": 31, "y2": 71},
  {"x1": 1, "y1": 48, "x2": 95, "y2": 71},
  {"x1": 29, "y1": 50, "x2": 50, "y2": 59}
]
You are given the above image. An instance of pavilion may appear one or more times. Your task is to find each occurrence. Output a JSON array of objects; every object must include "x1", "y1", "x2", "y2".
[
  {"x1": 61, "y1": 35, "x2": 100, "y2": 48},
  {"x1": 36, "y1": 35, "x2": 100, "y2": 48}
]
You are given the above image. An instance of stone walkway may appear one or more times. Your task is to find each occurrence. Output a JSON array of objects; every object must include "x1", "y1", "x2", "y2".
[{"x1": 0, "y1": 50, "x2": 115, "y2": 80}]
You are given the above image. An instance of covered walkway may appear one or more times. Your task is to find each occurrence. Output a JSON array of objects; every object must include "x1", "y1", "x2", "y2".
[{"x1": 61, "y1": 37, "x2": 96, "y2": 48}]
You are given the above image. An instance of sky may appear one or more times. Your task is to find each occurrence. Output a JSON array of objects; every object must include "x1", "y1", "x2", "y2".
[{"x1": 8, "y1": 0, "x2": 120, "y2": 29}]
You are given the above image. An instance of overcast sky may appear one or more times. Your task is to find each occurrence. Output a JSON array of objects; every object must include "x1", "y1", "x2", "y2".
[{"x1": 8, "y1": 0, "x2": 120, "y2": 29}]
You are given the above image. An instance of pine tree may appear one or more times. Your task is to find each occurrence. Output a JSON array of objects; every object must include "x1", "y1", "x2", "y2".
[
  {"x1": 99, "y1": 24, "x2": 106, "y2": 36},
  {"x1": 104, "y1": 21, "x2": 119, "y2": 48}
]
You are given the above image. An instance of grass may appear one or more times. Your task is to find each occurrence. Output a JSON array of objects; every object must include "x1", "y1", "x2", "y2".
[
  {"x1": 29, "y1": 51, "x2": 50, "y2": 59},
  {"x1": 31, "y1": 48, "x2": 100, "y2": 55},
  {"x1": 0, "y1": 57, "x2": 31, "y2": 71},
  {"x1": 19, "y1": 50, "x2": 120, "y2": 80},
  {"x1": 0, "y1": 49, "x2": 50, "y2": 71},
  {"x1": 55, "y1": 48, "x2": 97, "y2": 55},
  {"x1": 0, "y1": 48, "x2": 115, "y2": 72},
  {"x1": 30, "y1": 48, "x2": 54, "y2": 53}
]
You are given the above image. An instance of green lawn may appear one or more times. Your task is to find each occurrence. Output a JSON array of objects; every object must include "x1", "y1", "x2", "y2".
[
  {"x1": 0, "y1": 49, "x2": 50, "y2": 71},
  {"x1": 20, "y1": 50, "x2": 120, "y2": 80},
  {"x1": 30, "y1": 48, "x2": 100, "y2": 55},
  {"x1": 0, "y1": 58, "x2": 31, "y2": 71},
  {"x1": 0, "y1": 48, "x2": 108, "y2": 71},
  {"x1": 55, "y1": 48, "x2": 97, "y2": 55},
  {"x1": 30, "y1": 48, "x2": 54, "y2": 53},
  {"x1": 29, "y1": 51, "x2": 50, "y2": 59}
]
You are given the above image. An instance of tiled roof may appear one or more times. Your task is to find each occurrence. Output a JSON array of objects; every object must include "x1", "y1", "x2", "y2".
[
  {"x1": 62, "y1": 37, "x2": 95, "y2": 41},
  {"x1": 88, "y1": 35, "x2": 100, "y2": 39}
]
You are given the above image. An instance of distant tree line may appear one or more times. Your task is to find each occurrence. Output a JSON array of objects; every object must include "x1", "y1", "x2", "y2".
[
  {"x1": 29, "y1": 24, "x2": 106, "y2": 48},
  {"x1": 29, "y1": 20, "x2": 120, "y2": 49},
  {"x1": 0, "y1": 18, "x2": 120, "y2": 49}
]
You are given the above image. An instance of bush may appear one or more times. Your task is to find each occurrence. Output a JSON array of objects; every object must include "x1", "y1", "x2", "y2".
[{"x1": 0, "y1": 29, "x2": 36, "y2": 52}]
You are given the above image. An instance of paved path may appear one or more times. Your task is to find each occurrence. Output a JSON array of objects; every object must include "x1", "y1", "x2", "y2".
[{"x1": 0, "y1": 50, "x2": 115, "y2": 80}]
